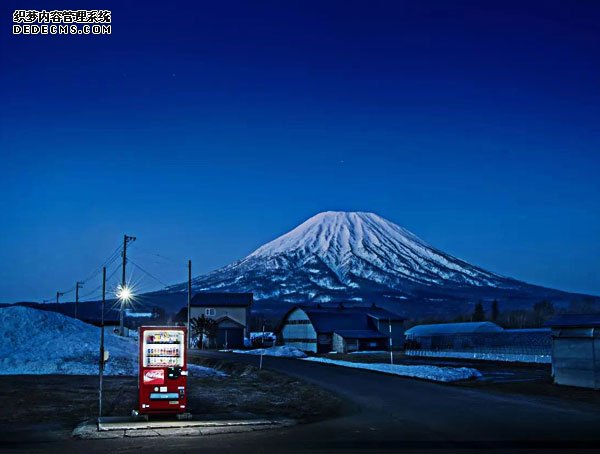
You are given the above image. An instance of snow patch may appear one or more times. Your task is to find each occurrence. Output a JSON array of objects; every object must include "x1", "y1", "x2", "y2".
[
  {"x1": 302, "y1": 357, "x2": 481, "y2": 382},
  {"x1": 230, "y1": 346, "x2": 307, "y2": 358}
]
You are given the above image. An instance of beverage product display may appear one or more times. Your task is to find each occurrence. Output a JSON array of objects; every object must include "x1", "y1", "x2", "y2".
[{"x1": 143, "y1": 330, "x2": 184, "y2": 367}]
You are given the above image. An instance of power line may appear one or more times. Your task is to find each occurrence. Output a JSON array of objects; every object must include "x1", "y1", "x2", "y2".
[
  {"x1": 79, "y1": 262, "x2": 122, "y2": 301},
  {"x1": 42, "y1": 242, "x2": 124, "y2": 304},
  {"x1": 80, "y1": 243, "x2": 124, "y2": 284},
  {"x1": 130, "y1": 247, "x2": 179, "y2": 264},
  {"x1": 127, "y1": 259, "x2": 169, "y2": 288}
]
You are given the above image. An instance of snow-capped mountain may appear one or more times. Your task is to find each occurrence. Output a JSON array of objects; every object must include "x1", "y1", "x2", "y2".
[{"x1": 167, "y1": 211, "x2": 559, "y2": 307}]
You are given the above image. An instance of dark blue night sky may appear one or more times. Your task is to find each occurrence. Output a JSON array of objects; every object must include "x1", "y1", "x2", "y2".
[{"x1": 1, "y1": 0, "x2": 599, "y2": 301}]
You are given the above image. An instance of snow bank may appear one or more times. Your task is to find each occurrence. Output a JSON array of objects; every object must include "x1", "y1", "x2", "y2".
[
  {"x1": 0, "y1": 306, "x2": 137, "y2": 375},
  {"x1": 405, "y1": 350, "x2": 552, "y2": 364},
  {"x1": 302, "y1": 357, "x2": 481, "y2": 382},
  {"x1": 230, "y1": 346, "x2": 307, "y2": 358},
  {"x1": 0, "y1": 306, "x2": 220, "y2": 377}
]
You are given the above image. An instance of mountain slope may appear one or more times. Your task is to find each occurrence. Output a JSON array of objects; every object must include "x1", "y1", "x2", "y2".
[{"x1": 167, "y1": 211, "x2": 584, "y2": 311}]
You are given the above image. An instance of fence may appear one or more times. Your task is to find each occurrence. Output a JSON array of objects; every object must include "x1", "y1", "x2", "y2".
[{"x1": 404, "y1": 330, "x2": 552, "y2": 363}]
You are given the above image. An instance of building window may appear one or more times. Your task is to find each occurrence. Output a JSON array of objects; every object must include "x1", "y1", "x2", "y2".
[{"x1": 205, "y1": 308, "x2": 216, "y2": 316}]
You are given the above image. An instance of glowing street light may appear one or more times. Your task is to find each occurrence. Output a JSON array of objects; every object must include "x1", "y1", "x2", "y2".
[
  {"x1": 117, "y1": 285, "x2": 133, "y2": 302},
  {"x1": 116, "y1": 284, "x2": 134, "y2": 337}
]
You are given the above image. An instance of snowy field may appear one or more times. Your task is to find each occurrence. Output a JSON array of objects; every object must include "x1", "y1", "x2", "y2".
[
  {"x1": 230, "y1": 346, "x2": 307, "y2": 358},
  {"x1": 302, "y1": 357, "x2": 481, "y2": 382},
  {"x1": 405, "y1": 350, "x2": 552, "y2": 364},
  {"x1": 0, "y1": 306, "x2": 222, "y2": 376}
]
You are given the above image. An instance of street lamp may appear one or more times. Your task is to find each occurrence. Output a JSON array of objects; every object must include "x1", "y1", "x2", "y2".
[
  {"x1": 117, "y1": 285, "x2": 133, "y2": 302},
  {"x1": 117, "y1": 284, "x2": 134, "y2": 336}
]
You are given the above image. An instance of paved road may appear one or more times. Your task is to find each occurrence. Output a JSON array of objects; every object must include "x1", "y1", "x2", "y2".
[{"x1": 11, "y1": 352, "x2": 600, "y2": 452}]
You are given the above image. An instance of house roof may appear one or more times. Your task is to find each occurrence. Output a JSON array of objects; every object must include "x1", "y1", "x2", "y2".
[
  {"x1": 279, "y1": 304, "x2": 404, "y2": 334},
  {"x1": 213, "y1": 315, "x2": 245, "y2": 328},
  {"x1": 405, "y1": 321, "x2": 504, "y2": 337},
  {"x1": 364, "y1": 307, "x2": 406, "y2": 322},
  {"x1": 334, "y1": 329, "x2": 386, "y2": 339},
  {"x1": 545, "y1": 314, "x2": 600, "y2": 328},
  {"x1": 504, "y1": 328, "x2": 551, "y2": 333},
  {"x1": 191, "y1": 292, "x2": 253, "y2": 307},
  {"x1": 303, "y1": 310, "x2": 368, "y2": 333}
]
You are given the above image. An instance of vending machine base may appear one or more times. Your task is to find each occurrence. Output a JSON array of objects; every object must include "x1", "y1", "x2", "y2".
[{"x1": 131, "y1": 409, "x2": 192, "y2": 421}]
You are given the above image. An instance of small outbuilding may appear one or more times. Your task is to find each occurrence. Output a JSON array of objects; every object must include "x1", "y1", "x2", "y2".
[
  {"x1": 546, "y1": 314, "x2": 600, "y2": 390},
  {"x1": 332, "y1": 330, "x2": 387, "y2": 353}
]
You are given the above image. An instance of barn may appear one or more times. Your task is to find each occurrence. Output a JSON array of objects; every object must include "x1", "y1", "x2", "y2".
[
  {"x1": 547, "y1": 314, "x2": 600, "y2": 390},
  {"x1": 278, "y1": 304, "x2": 405, "y2": 353}
]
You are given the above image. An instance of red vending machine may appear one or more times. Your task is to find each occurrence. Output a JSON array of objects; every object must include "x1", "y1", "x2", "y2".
[{"x1": 138, "y1": 326, "x2": 188, "y2": 416}]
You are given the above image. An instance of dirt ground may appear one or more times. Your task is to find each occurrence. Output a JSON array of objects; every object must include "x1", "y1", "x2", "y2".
[{"x1": 0, "y1": 361, "x2": 343, "y2": 444}]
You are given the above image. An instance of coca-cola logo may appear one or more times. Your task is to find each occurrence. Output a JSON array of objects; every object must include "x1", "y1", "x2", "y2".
[{"x1": 143, "y1": 369, "x2": 164, "y2": 384}]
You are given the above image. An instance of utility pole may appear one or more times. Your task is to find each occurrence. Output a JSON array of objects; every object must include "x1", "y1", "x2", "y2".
[
  {"x1": 187, "y1": 260, "x2": 192, "y2": 349},
  {"x1": 75, "y1": 281, "x2": 84, "y2": 319},
  {"x1": 56, "y1": 291, "x2": 64, "y2": 304},
  {"x1": 259, "y1": 320, "x2": 265, "y2": 370},
  {"x1": 98, "y1": 267, "x2": 106, "y2": 419},
  {"x1": 389, "y1": 318, "x2": 394, "y2": 365},
  {"x1": 119, "y1": 234, "x2": 136, "y2": 336}
]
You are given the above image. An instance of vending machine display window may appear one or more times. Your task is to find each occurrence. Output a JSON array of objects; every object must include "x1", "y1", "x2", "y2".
[{"x1": 142, "y1": 329, "x2": 185, "y2": 368}]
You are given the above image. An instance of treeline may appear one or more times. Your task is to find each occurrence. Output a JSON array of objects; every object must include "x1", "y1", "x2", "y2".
[{"x1": 407, "y1": 297, "x2": 599, "y2": 330}]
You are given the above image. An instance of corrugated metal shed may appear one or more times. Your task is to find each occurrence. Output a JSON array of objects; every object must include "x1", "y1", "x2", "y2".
[
  {"x1": 546, "y1": 314, "x2": 600, "y2": 389},
  {"x1": 405, "y1": 321, "x2": 503, "y2": 337}
]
